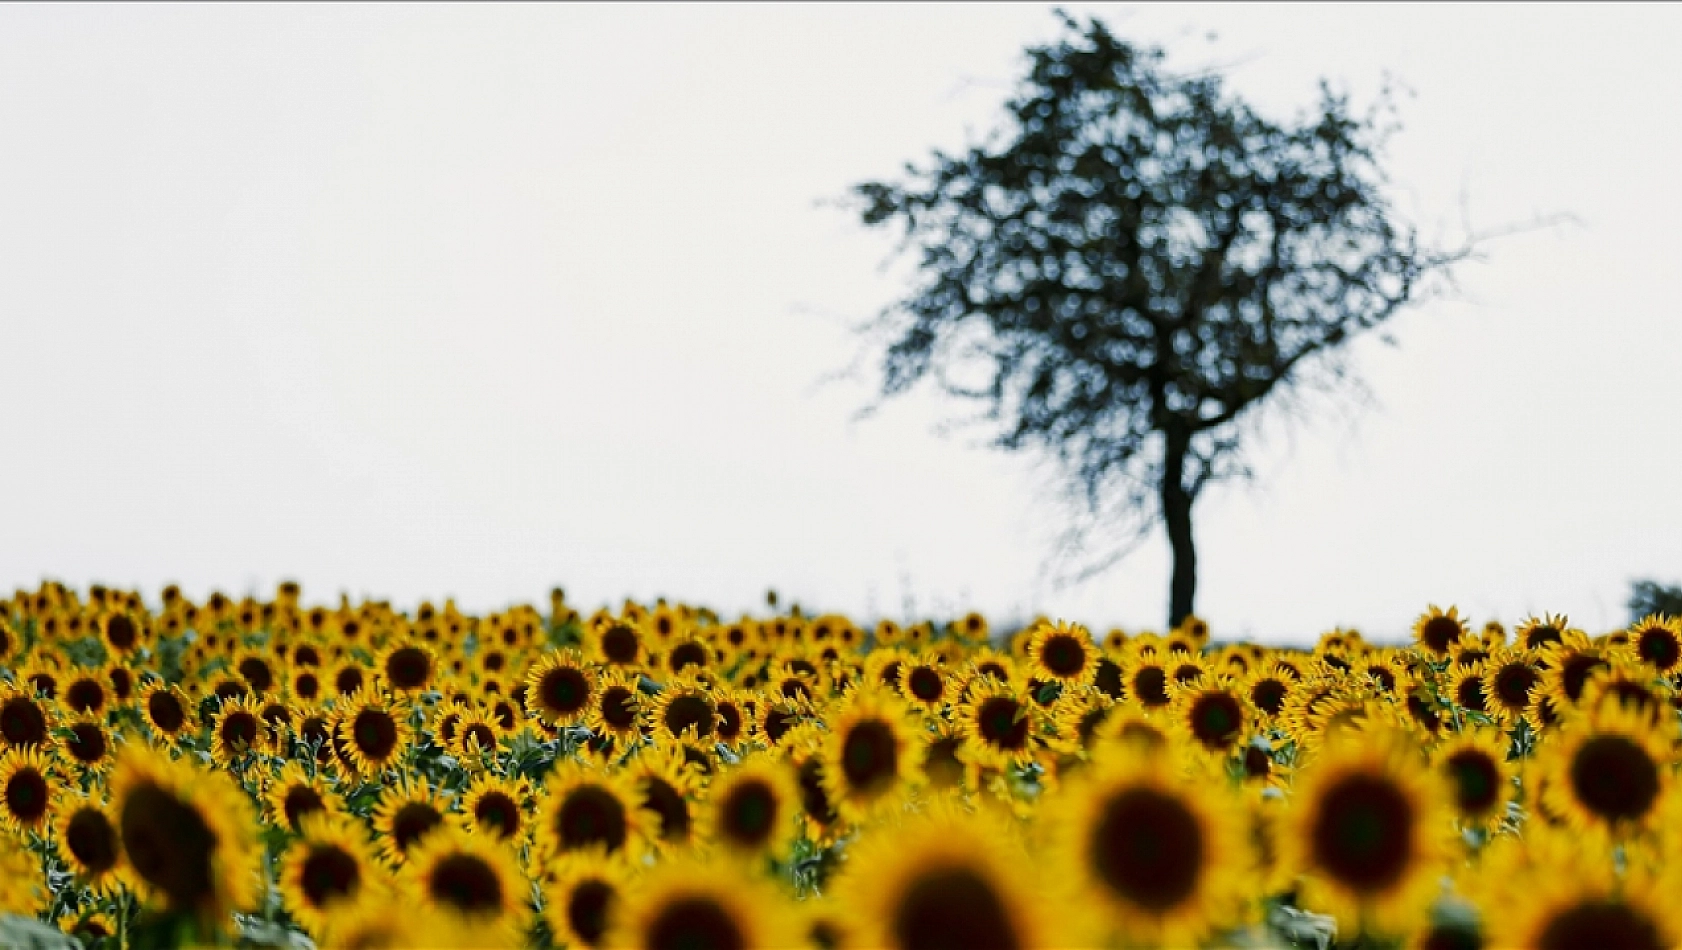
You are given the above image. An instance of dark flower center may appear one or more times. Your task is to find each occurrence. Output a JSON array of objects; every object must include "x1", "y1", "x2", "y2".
[
  {"x1": 1132, "y1": 667, "x2": 1170, "y2": 707},
  {"x1": 1537, "y1": 900, "x2": 1662, "y2": 950},
  {"x1": 1089, "y1": 786, "x2": 1205, "y2": 913},
  {"x1": 641, "y1": 776, "x2": 691, "y2": 842},
  {"x1": 300, "y1": 844, "x2": 361, "y2": 907},
  {"x1": 391, "y1": 802, "x2": 444, "y2": 854},
  {"x1": 283, "y1": 786, "x2": 326, "y2": 832},
  {"x1": 427, "y1": 853, "x2": 504, "y2": 915},
  {"x1": 1250, "y1": 679, "x2": 1287, "y2": 716},
  {"x1": 1569, "y1": 734, "x2": 1659, "y2": 823},
  {"x1": 352, "y1": 710, "x2": 399, "y2": 762},
  {"x1": 386, "y1": 647, "x2": 431, "y2": 690},
  {"x1": 647, "y1": 898, "x2": 746, "y2": 950},
  {"x1": 907, "y1": 667, "x2": 945, "y2": 703},
  {"x1": 891, "y1": 867, "x2": 1022, "y2": 950},
  {"x1": 556, "y1": 785, "x2": 629, "y2": 853},
  {"x1": 540, "y1": 666, "x2": 591, "y2": 715},
  {"x1": 1446, "y1": 749, "x2": 1502, "y2": 816},
  {"x1": 664, "y1": 695, "x2": 716, "y2": 740},
  {"x1": 1310, "y1": 774, "x2": 1415, "y2": 892},
  {"x1": 5, "y1": 767, "x2": 49, "y2": 824},
  {"x1": 120, "y1": 781, "x2": 218, "y2": 912},
  {"x1": 720, "y1": 780, "x2": 777, "y2": 847},
  {"x1": 841, "y1": 719, "x2": 900, "y2": 791},
  {"x1": 220, "y1": 711, "x2": 259, "y2": 753},
  {"x1": 1455, "y1": 676, "x2": 1488, "y2": 713},
  {"x1": 1493, "y1": 663, "x2": 1539, "y2": 709},
  {"x1": 66, "y1": 807, "x2": 120, "y2": 873},
  {"x1": 106, "y1": 614, "x2": 138, "y2": 650},
  {"x1": 797, "y1": 759, "x2": 838, "y2": 827},
  {"x1": 1636, "y1": 627, "x2": 1681, "y2": 669},
  {"x1": 976, "y1": 698, "x2": 1029, "y2": 751},
  {"x1": 601, "y1": 625, "x2": 640, "y2": 664},
  {"x1": 68, "y1": 722, "x2": 108, "y2": 764},
  {"x1": 601, "y1": 687, "x2": 638, "y2": 730},
  {"x1": 1420, "y1": 616, "x2": 1462, "y2": 653},
  {"x1": 1188, "y1": 693, "x2": 1243, "y2": 750},
  {"x1": 669, "y1": 642, "x2": 708, "y2": 673},
  {"x1": 475, "y1": 791, "x2": 521, "y2": 840},
  {"x1": 238, "y1": 657, "x2": 274, "y2": 693},
  {"x1": 567, "y1": 879, "x2": 615, "y2": 947},
  {"x1": 0, "y1": 697, "x2": 48, "y2": 746},
  {"x1": 1039, "y1": 634, "x2": 1087, "y2": 678},
  {"x1": 66, "y1": 679, "x2": 106, "y2": 714}
]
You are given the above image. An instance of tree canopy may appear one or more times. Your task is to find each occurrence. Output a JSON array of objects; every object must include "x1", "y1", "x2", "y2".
[{"x1": 850, "y1": 11, "x2": 1470, "y2": 627}]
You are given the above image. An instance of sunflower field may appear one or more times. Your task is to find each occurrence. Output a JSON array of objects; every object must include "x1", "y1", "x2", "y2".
[{"x1": 2, "y1": 582, "x2": 1681, "y2": 948}]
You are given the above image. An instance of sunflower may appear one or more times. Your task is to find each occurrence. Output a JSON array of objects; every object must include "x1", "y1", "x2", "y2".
[
  {"x1": 1169, "y1": 678, "x2": 1253, "y2": 762},
  {"x1": 104, "y1": 662, "x2": 138, "y2": 706},
  {"x1": 591, "y1": 618, "x2": 647, "y2": 669},
  {"x1": 1281, "y1": 728, "x2": 1453, "y2": 937},
  {"x1": 587, "y1": 669, "x2": 645, "y2": 743},
  {"x1": 376, "y1": 641, "x2": 436, "y2": 695},
  {"x1": 62, "y1": 668, "x2": 110, "y2": 717},
  {"x1": 1050, "y1": 687, "x2": 1116, "y2": 753},
  {"x1": 1582, "y1": 663, "x2": 1671, "y2": 724},
  {"x1": 401, "y1": 827, "x2": 530, "y2": 948},
  {"x1": 1412, "y1": 605, "x2": 1468, "y2": 658},
  {"x1": 779, "y1": 724, "x2": 845, "y2": 846},
  {"x1": 1540, "y1": 699, "x2": 1671, "y2": 839},
  {"x1": 1433, "y1": 728, "x2": 1514, "y2": 832},
  {"x1": 327, "y1": 659, "x2": 373, "y2": 699},
  {"x1": 1514, "y1": 613, "x2": 1571, "y2": 651},
  {"x1": 264, "y1": 761, "x2": 343, "y2": 834},
  {"x1": 649, "y1": 675, "x2": 719, "y2": 744},
  {"x1": 0, "y1": 747, "x2": 58, "y2": 833},
  {"x1": 701, "y1": 753, "x2": 800, "y2": 862},
  {"x1": 1244, "y1": 664, "x2": 1295, "y2": 721},
  {"x1": 372, "y1": 780, "x2": 454, "y2": 865},
  {"x1": 522, "y1": 650, "x2": 595, "y2": 728},
  {"x1": 834, "y1": 807, "x2": 1061, "y2": 950},
  {"x1": 898, "y1": 653, "x2": 951, "y2": 713},
  {"x1": 1047, "y1": 746, "x2": 1250, "y2": 944},
  {"x1": 461, "y1": 773, "x2": 531, "y2": 844},
  {"x1": 1627, "y1": 614, "x2": 1682, "y2": 675},
  {"x1": 1123, "y1": 654, "x2": 1174, "y2": 710},
  {"x1": 625, "y1": 743, "x2": 703, "y2": 852},
  {"x1": 279, "y1": 813, "x2": 383, "y2": 936},
  {"x1": 0, "y1": 682, "x2": 55, "y2": 752},
  {"x1": 539, "y1": 762, "x2": 643, "y2": 860},
  {"x1": 54, "y1": 793, "x2": 128, "y2": 895},
  {"x1": 109, "y1": 744, "x2": 261, "y2": 923},
  {"x1": 1480, "y1": 648, "x2": 1543, "y2": 725},
  {"x1": 544, "y1": 852, "x2": 630, "y2": 950},
  {"x1": 333, "y1": 690, "x2": 413, "y2": 776},
  {"x1": 1445, "y1": 663, "x2": 1493, "y2": 718},
  {"x1": 954, "y1": 678, "x2": 1039, "y2": 768},
  {"x1": 232, "y1": 649, "x2": 280, "y2": 696},
  {"x1": 608, "y1": 855, "x2": 799, "y2": 950},
  {"x1": 210, "y1": 695, "x2": 266, "y2": 765},
  {"x1": 711, "y1": 688, "x2": 753, "y2": 747},
  {"x1": 1485, "y1": 832, "x2": 1682, "y2": 949},
  {"x1": 288, "y1": 665, "x2": 325, "y2": 704},
  {"x1": 1024, "y1": 620, "x2": 1097, "y2": 687},
  {"x1": 449, "y1": 707, "x2": 504, "y2": 765},
  {"x1": 819, "y1": 687, "x2": 923, "y2": 821}
]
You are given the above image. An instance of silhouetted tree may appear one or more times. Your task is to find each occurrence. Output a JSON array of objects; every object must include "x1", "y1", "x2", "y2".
[
  {"x1": 1629, "y1": 579, "x2": 1682, "y2": 623},
  {"x1": 848, "y1": 12, "x2": 1478, "y2": 627}
]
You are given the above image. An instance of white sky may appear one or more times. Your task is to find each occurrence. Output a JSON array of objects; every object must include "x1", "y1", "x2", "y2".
[{"x1": 3, "y1": 4, "x2": 1679, "y2": 642}]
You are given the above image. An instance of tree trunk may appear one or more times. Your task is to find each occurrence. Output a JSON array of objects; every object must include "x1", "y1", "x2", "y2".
[{"x1": 1161, "y1": 427, "x2": 1197, "y2": 630}]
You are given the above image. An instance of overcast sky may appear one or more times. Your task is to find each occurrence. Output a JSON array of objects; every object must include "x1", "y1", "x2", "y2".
[{"x1": 3, "y1": 4, "x2": 1679, "y2": 642}]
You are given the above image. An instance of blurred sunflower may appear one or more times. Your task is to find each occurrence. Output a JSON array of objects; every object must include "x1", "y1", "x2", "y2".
[
  {"x1": 1413, "y1": 605, "x2": 1468, "y2": 658},
  {"x1": 1482, "y1": 648, "x2": 1543, "y2": 725},
  {"x1": 954, "y1": 678, "x2": 1038, "y2": 768},
  {"x1": 109, "y1": 744, "x2": 261, "y2": 924},
  {"x1": 372, "y1": 780, "x2": 453, "y2": 865},
  {"x1": 1169, "y1": 678, "x2": 1252, "y2": 762},
  {"x1": 461, "y1": 773, "x2": 531, "y2": 844},
  {"x1": 1282, "y1": 728, "x2": 1453, "y2": 937},
  {"x1": 402, "y1": 827, "x2": 530, "y2": 948},
  {"x1": 821, "y1": 687, "x2": 924, "y2": 821},
  {"x1": 609, "y1": 855, "x2": 800, "y2": 950},
  {"x1": 650, "y1": 675, "x2": 719, "y2": 744},
  {"x1": 1047, "y1": 747, "x2": 1249, "y2": 944},
  {"x1": 0, "y1": 682, "x2": 55, "y2": 752},
  {"x1": 279, "y1": 813, "x2": 383, "y2": 936},
  {"x1": 61, "y1": 668, "x2": 110, "y2": 716},
  {"x1": 1433, "y1": 728, "x2": 1515, "y2": 832},
  {"x1": 834, "y1": 808, "x2": 1061, "y2": 950},
  {"x1": 1540, "y1": 699, "x2": 1671, "y2": 839},
  {"x1": 264, "y1": 760, "x2": 343, "y2": 834},
  {"x1": 703, "y1": 753, "x2": 799, "y2": 861},
  {"x1": 0, "y1": 831, "x2": 48, "y2": 916},
  {"x1": 0, "y1": 747, "x2": 57, "y2": 833},
  {"x1": 544, "y1": 851, "x2": 631, "y2": 950},
  {"x1": 53, "y1": 793, "x2": 128, "y2": 896},
  {"x1": 539, "y1": 763, "x2": 642, "y2": 860},
  {"x1": 210, "y1": 696, "x2": 265, "y2": 765}
]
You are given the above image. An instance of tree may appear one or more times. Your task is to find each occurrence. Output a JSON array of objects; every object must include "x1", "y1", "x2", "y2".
[
  {"x1": 1629, "y1": 579, "x2": 1682, "y2": 623},
  {"x1": 847, "y1": 12, "x2": 1475, "y2": 628}
]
